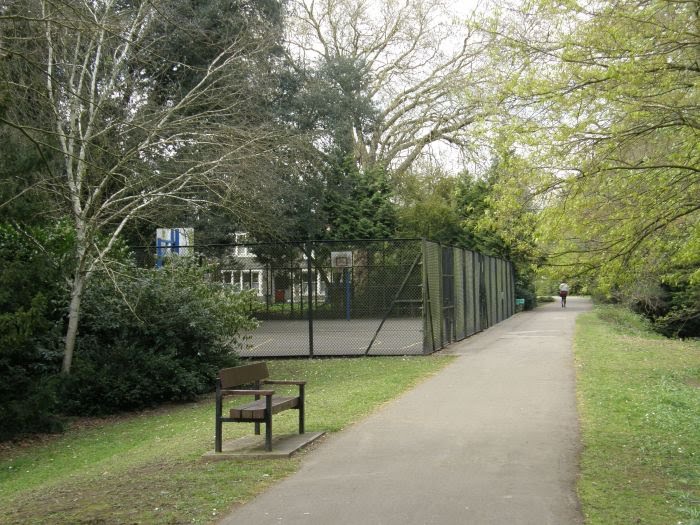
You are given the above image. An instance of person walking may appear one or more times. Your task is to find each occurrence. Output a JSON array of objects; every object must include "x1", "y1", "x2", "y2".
[{"x1": 559, "y1": 281, "x2": 569, "y2": 307}]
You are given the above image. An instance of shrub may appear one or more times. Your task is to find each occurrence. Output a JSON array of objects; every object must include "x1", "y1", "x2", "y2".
[
  {"x1": 0, "y1": 222, "x2": 71, "y2": 440},
  {"x1": 61, "y1": 261, "x2": 256, "y2": 415},
  {"x1": 649, "y1": 281, "x2": 700, "y2": 339},
  {"x1": 515, "y1": 277, "x2": 536, "y2": 310},
  {"x1": 0, "y1": 356, "x2": 63, "y2": 440},
  {"x1": 594, "y1": 305, "x2": 655, "y2": 336}
]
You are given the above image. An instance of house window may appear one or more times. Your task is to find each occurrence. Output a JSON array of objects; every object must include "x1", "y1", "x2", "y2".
[
  {"x1": 222, "y1": 269, "x2": 263, "y2": 295},
  {"x1": 234, "y1": 233, "x2": 252, "y2": 257},
  {"x1": 294, "y1": 270, "x2": 326, "y2": 298}
]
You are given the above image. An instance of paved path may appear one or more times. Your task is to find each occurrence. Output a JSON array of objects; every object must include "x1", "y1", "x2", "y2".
[{"x1": 220, "y1": 297, "x2": 592, "y2": 525}]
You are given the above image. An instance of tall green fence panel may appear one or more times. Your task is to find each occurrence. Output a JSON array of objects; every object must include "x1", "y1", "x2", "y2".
[
  {"x1": 454, "y1": 249, "x2": 466, "y2": 341},
  {"x1": 422, "y1": 241, "x2": 443, "y2": 354},
  {"x1": 465, "y1": 250, "x2": 476, "y2": 337}
]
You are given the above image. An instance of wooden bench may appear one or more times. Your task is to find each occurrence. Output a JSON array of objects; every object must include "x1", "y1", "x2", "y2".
[{"x1": 215, "y1": 362, "x2": 305, "y2": 452}]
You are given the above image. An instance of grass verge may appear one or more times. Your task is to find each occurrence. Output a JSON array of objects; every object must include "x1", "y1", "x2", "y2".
[
  {"x1": 575, "y1": 306, "x2": 700, "y2": 525},
  {"x1": 0, "y1": 356, "x2": 453, "y2": 524}
]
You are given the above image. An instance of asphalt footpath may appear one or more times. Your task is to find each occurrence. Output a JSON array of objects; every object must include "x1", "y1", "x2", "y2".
[{"x1": 219, "y1": 296, "x2": 592, "y2": 525}]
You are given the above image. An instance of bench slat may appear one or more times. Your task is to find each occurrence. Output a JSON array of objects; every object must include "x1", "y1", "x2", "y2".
[
  {"x1": 219, "y1": 362, "x2": 268, "y2": 388},
  {"x1": 230, "y1": 396, "x2": 299, "y2": 420}
]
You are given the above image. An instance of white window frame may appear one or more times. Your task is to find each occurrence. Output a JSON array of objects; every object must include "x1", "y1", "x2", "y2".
[
  {"x1": 234, "y1": 233, "x2": 253, "y2": 257},
  {"x1": 294, "y1": 270, "x2": 326, "y2": 298},
  {"x1": 222, "y1": 269, "x2": 264, "y2": 296}
]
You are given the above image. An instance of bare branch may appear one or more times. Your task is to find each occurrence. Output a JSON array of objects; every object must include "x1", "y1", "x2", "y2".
[{"x1": 286, "y1": 0, "x2": 492, "y2": 172}]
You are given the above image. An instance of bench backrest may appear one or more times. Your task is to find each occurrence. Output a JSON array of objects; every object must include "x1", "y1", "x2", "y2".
[{"x1": 219, "y1": 362, "x2": 269, "y2": 389}]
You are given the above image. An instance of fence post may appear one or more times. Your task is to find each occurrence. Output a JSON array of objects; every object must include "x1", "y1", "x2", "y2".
[
  {"x1": 423, "y1": 240, "x2": 436, "y2": 354},
  {"x1": 306, "y1": 241, "x2": 314, "y2": 357}
]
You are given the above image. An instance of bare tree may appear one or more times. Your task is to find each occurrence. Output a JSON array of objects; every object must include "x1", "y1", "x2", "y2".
[
  {"x1": 1, "y1": 0, "x2": 286, "y2": 373},
  {"x1": 285, "y1": 0, "x2": 495, "y2": 173}
]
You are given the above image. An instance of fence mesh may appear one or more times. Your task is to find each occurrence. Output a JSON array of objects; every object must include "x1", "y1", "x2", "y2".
[{"x1": 135, "y1": 238, "x2": 515, "y2": 356}]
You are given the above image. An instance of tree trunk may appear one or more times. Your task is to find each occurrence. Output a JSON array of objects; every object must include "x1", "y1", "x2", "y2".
[
  {"x1": 62, "y1": 223, "x2": 89, "y2": 375},
  {"x1": 62, "y1": 270, "x2": 86, "y2": 374}
]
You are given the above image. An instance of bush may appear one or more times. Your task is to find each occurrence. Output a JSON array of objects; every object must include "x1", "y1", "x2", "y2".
[
  {"x1": 515, "y1": 277, "x2": 536, "y2": 310},
  {"x1": 649, "y1": 281, "x2": 700, "y2": 339},
  {"x1": 594, "y1": 305, "x2": 655, "y2": 336},
  {"x1": 0, "y1": 222, "x2": 71, "y2": 440},
  {"x1": 61, "y1": 261, "x2": 256, "y2": 415},
  {"x1": 0, "y1": 358, "x2": 63, "y2": 440}
]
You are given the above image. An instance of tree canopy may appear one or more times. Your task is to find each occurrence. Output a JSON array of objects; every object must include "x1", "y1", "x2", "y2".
[
  {"x1": 285, "y1": 0, "x2": 496, "y2": 174},
  {"x1": 488, "y1": 0, "x2": 699, "y2": 334},
  {"x1": 2, "y1": 0, "x2": 699, "y2": 392},
  {"x1": 0, "y1": 0, "x2": 292, "y2": 371}
]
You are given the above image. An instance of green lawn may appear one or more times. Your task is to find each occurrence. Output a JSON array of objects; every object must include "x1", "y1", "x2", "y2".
[
  {"x1": 0, "y1": 356, "x2": 453, "y2": 524},
  {"x1": 575, "y1": 306, "x2": 700, "y2": 525},
  {"x1": 3, "y1": 308, "x2": 698, "y2": 525}
]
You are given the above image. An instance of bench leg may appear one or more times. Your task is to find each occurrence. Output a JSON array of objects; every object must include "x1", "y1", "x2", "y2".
[
  {"x1": 265, "y1": 419, "x2": 272, "y2": 452},
  {"x1": 265, "y1": 396, "x2": 273, "y2": 451},
  {"x1": 254, "y1": 422, "x2": 260, "y2": 436},
  {"x1": 215, "y1": 406, "x2": 223, "y2": 453},
  {"x1": 215, "y1": 421, "x2": 223, "y2": 453},
  {"x1": 299, "y1": 385, "x2": 305, "y2": 434}
]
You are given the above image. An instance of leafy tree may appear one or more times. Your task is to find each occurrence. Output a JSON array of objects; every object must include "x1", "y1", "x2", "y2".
[
  {"x1": 395, "y1": 165, "x2": 467, "y2": 244},
  {"x1": 0, "y1": 0, "x2": 289, "y2": 372},
  {"x1": 321, "y1": 154, "x2": 398, "y2": 240},
  {"x1": 282, "y1": 55, "x2": 378, "y2": 157},
  {"x1": 488, "y1": 0, "x2": 699, "y2": 328},
  {"x1": 248, "y1": 53, "x2": 398, "y2": 243}
]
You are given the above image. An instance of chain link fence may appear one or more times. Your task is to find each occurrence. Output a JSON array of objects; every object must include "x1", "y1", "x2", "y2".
[
  {"x1": 422, "y1": 241, "x2": 515, "y2": 352},
  {"x1": 136, "y1": 238, "x2": 514, "y2": 356}
]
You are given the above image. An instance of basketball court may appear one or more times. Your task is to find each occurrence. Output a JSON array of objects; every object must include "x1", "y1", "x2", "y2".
[{"x1": 240, "y1": 318, "x2": 425, "y2": 357}]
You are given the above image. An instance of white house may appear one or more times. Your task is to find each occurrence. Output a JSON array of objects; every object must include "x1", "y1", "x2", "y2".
[{"x1": 220, "y1": 233, "x2": 326, "y2": 303}]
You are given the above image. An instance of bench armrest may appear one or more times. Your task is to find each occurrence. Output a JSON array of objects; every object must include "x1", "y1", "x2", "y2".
[{"x1": 220, "y1": 389, "x2": 275, "y2": 397}]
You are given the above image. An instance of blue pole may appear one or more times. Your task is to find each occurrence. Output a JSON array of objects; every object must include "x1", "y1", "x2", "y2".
[{"x1": 171, "y1": 229, "x2": 180, "y2": 254}]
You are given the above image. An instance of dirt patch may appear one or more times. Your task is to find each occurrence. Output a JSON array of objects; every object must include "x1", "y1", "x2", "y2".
[{"x1": 4, "y1": 459, "x2": 185, "y2": 525}]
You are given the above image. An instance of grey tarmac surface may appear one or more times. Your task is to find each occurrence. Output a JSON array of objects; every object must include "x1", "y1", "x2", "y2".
[{"x1": 219, "y1": 296, "x2": 591, "y2": 525}]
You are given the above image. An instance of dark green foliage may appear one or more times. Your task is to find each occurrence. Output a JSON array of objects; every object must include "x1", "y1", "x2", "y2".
[
  {"x1": 515, "y1": 280, "x2": 537, "y2": 311},
  {"x1": 0, "y1": 364, "x2": 64, "y2": 440},
  {"x1": 246, "y1": 54, "x2": 388, "y2": 244},
  {"x1": 396, "y1": 172, "x2": 464, "y2": 244},
  {"x1": 322, "y1": 155, "x2": 398, "y2": 240},
  {"x1": 61, "y1": 262, "x2": 255, "y2": 415},
  {"x1": 143, "y1": 0, "x2": 285, "y2": 107},
  {"x1": 0, "y1": 297, "x2": 64, "y2": 439},
  {"x1": 0, "y1": 223, "x2": 256, "y2": 436},
  {"x1": 59, "y1": 342, "x2": 216, "y2": 415},
  {"x1": 634, "y1": 280, "x2": 700, "y2": 339},
  {"x1": 280, "y1": 55, "x2": 376, "y2": 154},
  {"x1": 0, "y1": 222, "x2": 72, "y2": 440},
  {"x1": 0, "y1": 338, "x2": 64, "y2": 440}
]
